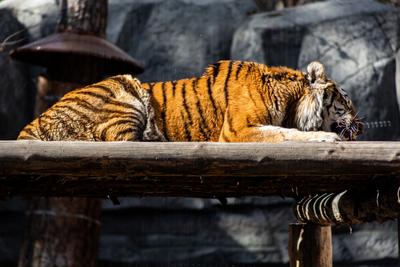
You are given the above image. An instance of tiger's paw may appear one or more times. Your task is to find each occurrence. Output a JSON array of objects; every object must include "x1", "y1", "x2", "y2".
[{"x1": 305, "y1": 132, "x2": 341, "y2": 142}]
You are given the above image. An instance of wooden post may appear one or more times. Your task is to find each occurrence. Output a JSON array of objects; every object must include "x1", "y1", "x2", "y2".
[
  {"x1": 286, "y1": 0, "x2": 299, "y2": 7},
  {"x1": 19, "y1": 78, "x2": 103, "y2": 266},
  {"x1": 18, "y1": 198, "x2": 101, "y2": 267},
  {"x1": 289, "y1": 223, "x2": 332, "y2": 267},
  {"x1": 18, "y1": 1, "x2": 108, "y2": 267}
]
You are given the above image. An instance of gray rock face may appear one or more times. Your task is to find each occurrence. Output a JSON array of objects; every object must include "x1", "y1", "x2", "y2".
[
  {"x1": 232, "y1": 0, "x2": 400, "y2": 140},
  {"x1": 0, "y1": 9, "x2": 34, "y2": 139},
  {"x1": 113, "y1": 0, "x2": 257, "y2": 82},
  {"x1": 254, "y1": 0, "x2": 324, "y2": 12},
  {"x1": 99, "y1": 204, "x2": 294, "y2": 264},
  {"x1": 0, "y1": 0, "x2": 59, "y2": 40}
]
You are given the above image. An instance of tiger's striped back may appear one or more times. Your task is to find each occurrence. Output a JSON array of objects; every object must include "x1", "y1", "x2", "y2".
[{"x1": 143, "y1": 60, "x2": 306, "y2": 141}]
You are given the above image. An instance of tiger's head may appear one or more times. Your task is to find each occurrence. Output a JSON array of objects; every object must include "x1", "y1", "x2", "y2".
[{"x1": 295, "y1": 61, "x2": 363, "y2": 141}]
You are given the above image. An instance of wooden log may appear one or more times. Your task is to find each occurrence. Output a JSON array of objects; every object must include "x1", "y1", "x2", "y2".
[
  {"x1": 35, "y1": 76, "x2": 80, "y2": 117},
  {"x1": 19, "y1": 79, "x2": 102, "y2": 267},
  {"x1": 289, "y1": 223, "x2": 333, "y2": 267},
  {"x1": 294, "y1": 188, "x2": 400, "y2": 225},
  {"x1": 0, "y1": 141, "x2": 399, "y2": 198},
  {"x1": 18, "y1": 197, "x2": 101, "y2": 267},
  {"x1": 58, "y1": 0, "x2": 108, "y2": 37},
  {"x1": 18, "y1": 1, "x2": 107, "y2": 267}
]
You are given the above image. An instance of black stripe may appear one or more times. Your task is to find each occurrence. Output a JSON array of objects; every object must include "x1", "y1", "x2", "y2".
[
  {"x1": 161, "y1": 82, "x2": 169, "y2": 140},
  {"x1": 259, "y1": 86, "x2": 275, "y2": 124},
  {"x1": 115, "y1": 127, "x2": 142, "y2": 141},
  {"x1": 180, "y1": 81, "x2": 193, "y2": 141},
  {"x1": 181, "y1": 81, "x2": 193, "y2": 124},
  {"x1": 75, "y1": 91, "x2": 109, "y2": 102},
  {"x1": 109, "y1": 98, "x2": 145, "y2": 113},
  {"x1": 107, "y1": 113, "x2": 138, "y2": 121},
  {"x1": 179, "y1": 111, "x2": 189, "y2": 140},
  {"x1": 267, "y1": 111, "x2": 273, "y2": 125},
  {"x1": 146, "y1": 82, "x2": 155, "y2": 93},
  {"x1": 171, "y1": 81, "x2": 177, "y2": 97},
  {"x1": 322, "y1": 90, "x2": 328, "y2": 102},
  {"x1": 246, "y1": 117, "x2": 252, "y2": 126},
  {"x1": 226, "y1": 113, "x2": 237, "y2": 136},
  {"x1": 61, "y1": 98, "x2": 102, "y2": 113},
  {"x1": 248, "y1": 90, "x2": 266, "y2": 123},
  {"x1": 89, "y1": 85, "x2": 116, "y2": 97},
  {"x1": 223, "y1": 62, "x2": 233, "y2": 107},
  {"x1": 100, "y1": 118, "x2": 143, "y2": 141},
  {"x1": 193, "y1": 79, "x2": 209, "y2": 139},
  {"x1": 212, "y1": 62, "x2": 222, "y2": 83},
  {"x1": 245, "y1": 65, "x2": 251, "y2": 78},
  {"x1": 197, "y1": 103, "x2": 208, "y2": 139},
  {"x1": 19, "y1": 127, "x2": 37, "y2": 140},
  {"x1": 326, "y1": 90, "x2": 337, "y2": 111},
  {"x1": 107, "y1": 76, "x2": 131, "y2": 89},
  {"x1": 261, "y1": 74, "x2": 269, "y2": 82},
  {"x1": 39, "y1": 113, "x2": 56, "y2": 121},
  {"x1": 107, "y1": 76, "x2": 123, "y2": 83},
  {"x1": 181, "y1": 111, "x2": 192, "y2": 141},
  {"x1": 257, "y1": 89, "x2": 272, "y2": 124},
  {"x1": 37, "y1": 116, "x2": 47, "y2": 140},
  {"x1": 75, "y1": 91, "x2": 145, "y2": 113},
  {"x1": 62, "y1": 105, "x2": 92, "y2": 122},
  {"x1": 206, "y1": 76, "x2": 217, "y2": 113},
  {"x1": 258, "y1": 89, "x2": 269, "y2": 110},
  {"x1": 108, "y1": 76, "x2": 132, "y2": 88},
  {"x1": 273, "y1": 96, "x2": 280, "y2": 112},
  {"x1": 62, "y1": 97, "x2": 146, "y2": 123},
  {"x1": 235, "y1": 62, "x2": 244, "y2": 80}
]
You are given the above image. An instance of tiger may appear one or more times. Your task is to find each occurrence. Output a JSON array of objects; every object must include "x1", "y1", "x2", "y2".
[{"x1": 18, "y1": 60, "x2": 363, "y2": 142}]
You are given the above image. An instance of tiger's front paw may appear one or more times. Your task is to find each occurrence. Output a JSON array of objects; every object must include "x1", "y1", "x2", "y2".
[{"x1": 306, "y1": 132, "x2": 341, "y2": 142}]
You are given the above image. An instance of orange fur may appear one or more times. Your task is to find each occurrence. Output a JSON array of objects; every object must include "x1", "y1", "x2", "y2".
[
  {"x1": 18, "y1": 60, "x2": 361, "y2": 143},
  {"x1": 144, "y1": 61, "x2": 333, "y2": 142}
]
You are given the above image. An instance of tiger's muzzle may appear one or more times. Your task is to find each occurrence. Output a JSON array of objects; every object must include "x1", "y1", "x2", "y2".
[{"x1": 330, "y1": 117, "x2": 363, "y2": 141}]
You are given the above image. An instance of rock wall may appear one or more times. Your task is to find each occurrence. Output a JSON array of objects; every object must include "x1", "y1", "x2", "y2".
[
  {"x1": 232, "y1": 0, "x2": 400, "y2": 140},
  {"x1": 113, "y1": 0, "x2": 257, "y2": 82},
  {"x1": 0, "y1": 8, "x2": 34, "y2": 139},
  {"x1": 0, "y1": 0, "x2": 399, "y2": 266}
]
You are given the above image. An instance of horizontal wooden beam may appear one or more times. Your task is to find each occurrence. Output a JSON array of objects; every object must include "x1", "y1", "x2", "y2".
[{"x1": 0, "y1": 141, "x2": 399, "y2": 198}]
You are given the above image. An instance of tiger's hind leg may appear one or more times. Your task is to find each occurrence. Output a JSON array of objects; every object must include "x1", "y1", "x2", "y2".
[{"x1": 95, "y1": 77, "x2": 166, "y2": 142}]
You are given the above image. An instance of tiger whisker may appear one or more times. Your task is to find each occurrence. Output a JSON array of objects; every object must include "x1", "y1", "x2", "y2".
[{"x1": 339, "y1": 128, "x2": 347, "y2": 138}]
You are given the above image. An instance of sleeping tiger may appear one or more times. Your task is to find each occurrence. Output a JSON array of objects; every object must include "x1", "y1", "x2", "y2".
[{"x1": 18, "y1": 60, "x2": 363, "y2": 142}]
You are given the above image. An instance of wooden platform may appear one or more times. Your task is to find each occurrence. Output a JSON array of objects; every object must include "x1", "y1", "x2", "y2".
[{"x1": 0, "y1": 141, "x2": 399, "y2": 198}]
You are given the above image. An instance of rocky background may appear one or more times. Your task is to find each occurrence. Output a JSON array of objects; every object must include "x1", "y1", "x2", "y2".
[{"x1": 0, "y1": 0, "x2": 399, "y2": 266}]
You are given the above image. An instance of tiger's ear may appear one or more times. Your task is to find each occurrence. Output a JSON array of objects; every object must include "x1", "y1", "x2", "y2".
[
  {"x1": 306, "y1": 61, "x2": 327, "y2": 85},
  {"x1": 298, "y1": 61, "x2": 328, "y2": 131}
]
